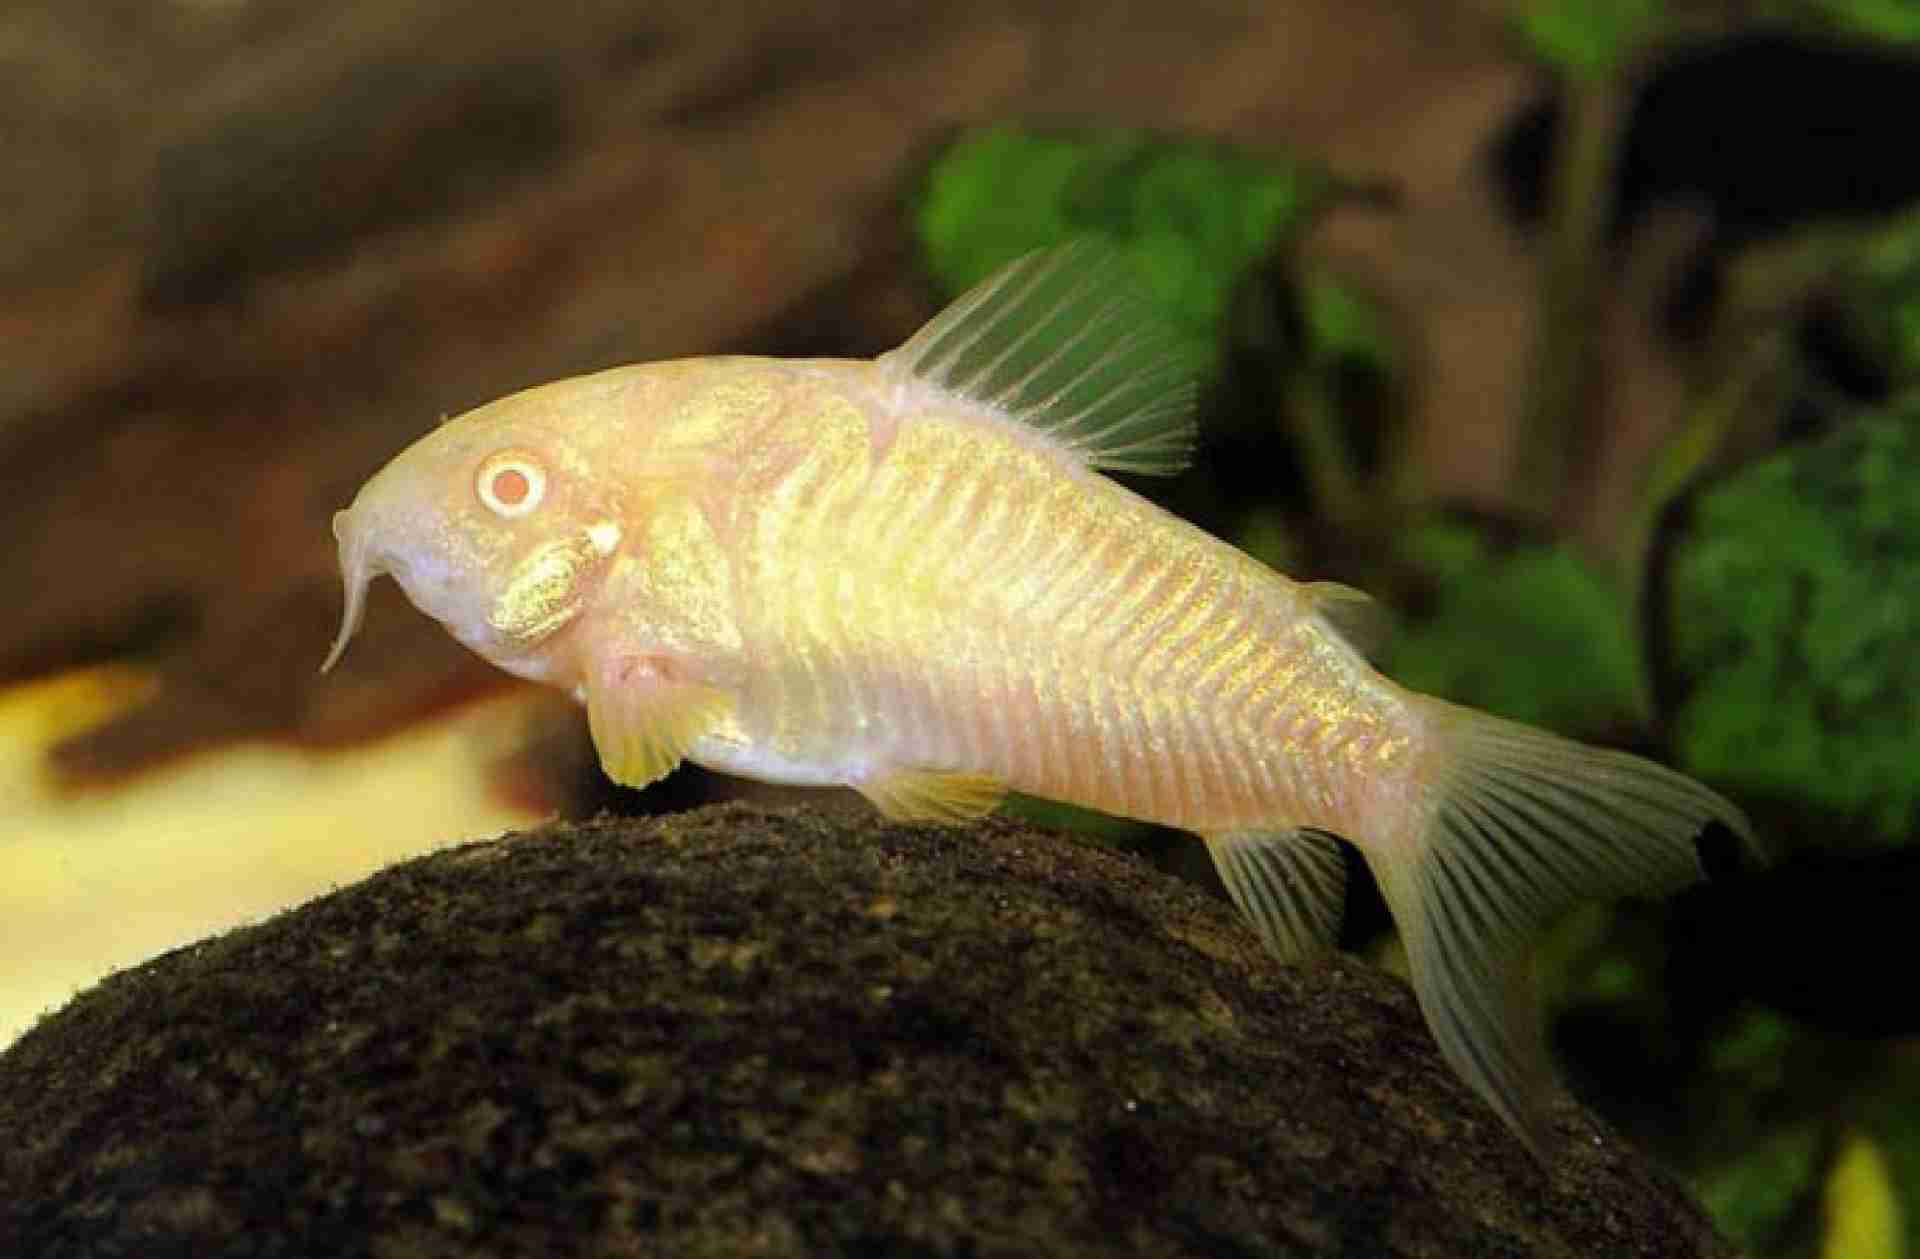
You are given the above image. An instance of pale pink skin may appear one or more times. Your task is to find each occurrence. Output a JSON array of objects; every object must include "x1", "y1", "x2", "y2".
[
  {"x1": 329, "y1": 355, "x2": 1434, "y2": 849},
  {"x1": 327, "y1": 348, "x2": 1753, "y2": 1155}
]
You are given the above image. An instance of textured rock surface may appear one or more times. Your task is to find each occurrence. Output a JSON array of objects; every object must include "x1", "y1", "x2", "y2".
[{"x1": 0, "y1": 803, "x2": 1734, "y2": 1257}]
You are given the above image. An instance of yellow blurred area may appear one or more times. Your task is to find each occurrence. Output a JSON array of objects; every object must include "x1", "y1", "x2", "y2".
[
  {"x1": 0, "y1": 665, "x2": 551, "y2": 1051},
  {"x1": 1824, "y1": 1131, "x2": 1905, "y2": 1259}
]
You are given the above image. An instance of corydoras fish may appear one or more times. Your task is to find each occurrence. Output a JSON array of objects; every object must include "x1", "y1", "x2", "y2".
[{"x1": 323, "y1": 242, "x2": 1763, "y2": 1152}]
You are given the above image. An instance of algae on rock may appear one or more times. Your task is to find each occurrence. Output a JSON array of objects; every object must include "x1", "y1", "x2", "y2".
[{"x1": 0, "y1": 804, "x2": 1735, "y2": 1258}]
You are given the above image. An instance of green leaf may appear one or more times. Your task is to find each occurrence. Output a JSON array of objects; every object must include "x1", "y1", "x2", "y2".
[
  {"x1": 1766, "y1": 0, "x2": 1920, "y2": 42},
  {"x1": 1695, "y1": 1118, "x2": 1824, "y2": 1250},
  {"x1": 1856, "y1": 210, "x2": 1920, "y2": 387},
  {"x1": 1302, "y1": 271, "x2": 1394, "y2": 378},
  {"x1": 1515, "y1": 0, "x2": 1662, "y2": 78},
  {"x1": 1384, "y1": 521, "x2": 1645, "y2": 734},
  {"x1": 1822, "y1": 1133, "x2": 1904, "y2": 1259},
  {"x1": 1666, "y1": 409, "x2": 1920, "y2": 847},
  {"x1": 1865, "y1": 1089, "x2": 1920, "y2": 1258},
  {"x1": 914, "y1": 126, "x2": 1320, "y2": 348}
]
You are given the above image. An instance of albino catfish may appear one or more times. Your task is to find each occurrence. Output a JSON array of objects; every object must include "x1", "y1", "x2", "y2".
[{"x1": 323, "y1": 242, "x2": 1761, "y2": 1151}]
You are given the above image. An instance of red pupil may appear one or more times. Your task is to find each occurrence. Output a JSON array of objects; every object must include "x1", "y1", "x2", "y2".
[{"x1": 492, "y1": 468, "x2": 530, "y2": 506}]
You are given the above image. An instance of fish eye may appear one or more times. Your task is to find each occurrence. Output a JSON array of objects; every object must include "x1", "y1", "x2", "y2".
[{"x1": 476, "y1": 453, "x2": 547, "y2": 519}]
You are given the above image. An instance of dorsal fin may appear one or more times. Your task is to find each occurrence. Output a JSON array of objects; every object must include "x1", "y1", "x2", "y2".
[
  {"x1": 879, "y1": 240, "x2": 1202, "y2": 475},
  {"x1": 1303, "y1": 580, "x2": 1393, "y2": 660}
]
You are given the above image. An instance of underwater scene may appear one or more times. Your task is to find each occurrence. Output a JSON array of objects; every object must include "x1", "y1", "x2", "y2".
[{"x1": 2, "y1": 1, "x2": 1919, "y2": 1254}]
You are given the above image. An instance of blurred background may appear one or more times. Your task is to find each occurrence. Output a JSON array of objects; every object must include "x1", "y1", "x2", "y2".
[{"x1": 3, "y1": 1, "x2": 1919, "y2": 1253}]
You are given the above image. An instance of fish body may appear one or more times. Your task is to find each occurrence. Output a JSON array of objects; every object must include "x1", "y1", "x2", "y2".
[
  {"x1": 681, "y1": 357, "x2": 1412, "y2": 840},
  {"x1": 326, "y1": 244, "x2": 1761, "y2": 1152}
]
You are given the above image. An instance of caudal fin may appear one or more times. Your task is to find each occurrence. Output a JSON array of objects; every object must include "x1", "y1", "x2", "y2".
[{"x1": 1368, "y1": 697, "x2": 1764, "y2": 1154}]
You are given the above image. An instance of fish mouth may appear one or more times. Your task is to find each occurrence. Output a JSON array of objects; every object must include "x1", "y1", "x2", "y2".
[{"x1": 320, "y1": 508, "x2": 382, "y2": 674}]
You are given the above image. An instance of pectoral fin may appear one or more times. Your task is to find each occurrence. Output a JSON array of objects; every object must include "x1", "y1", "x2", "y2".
[
  {"x1": 857, "y1": 767, "x2": 1006, "y2": 825},
  {"x1": 585, "y1": 664, "x2": 731, "y2": 791}
]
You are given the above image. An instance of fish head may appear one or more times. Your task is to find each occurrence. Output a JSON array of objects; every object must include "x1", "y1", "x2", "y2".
[{"x1": 323, "y1": 390, "x2": 630, "y2": 678}]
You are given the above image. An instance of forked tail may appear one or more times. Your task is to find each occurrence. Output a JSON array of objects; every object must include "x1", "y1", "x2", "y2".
[{"x1": 1205, "y1": 695, "x2": 1763, "y2": 1154}]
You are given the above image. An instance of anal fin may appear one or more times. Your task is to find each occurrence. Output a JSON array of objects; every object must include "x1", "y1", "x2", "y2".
[
  {"x1": 1205, "y1": 827, "x2": 1350, "y2": 963},
  {"x1": 857, "y1": 767, "x2": 1006, "y2": 825}
]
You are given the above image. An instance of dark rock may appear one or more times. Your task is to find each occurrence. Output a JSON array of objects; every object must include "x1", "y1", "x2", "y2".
[{"x1": 0, "y1": 803, "x2": 1733, "y2": 1257}]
